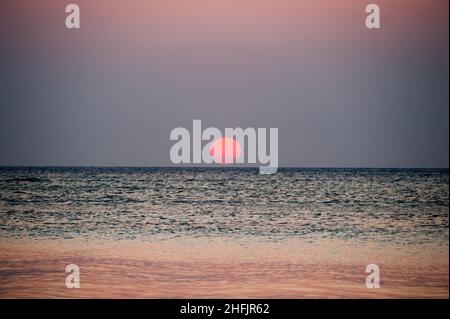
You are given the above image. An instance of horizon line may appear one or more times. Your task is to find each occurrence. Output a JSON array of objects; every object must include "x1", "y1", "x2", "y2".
[{"x1": 0, "y1": 165, "x2": 448, "y2": 170}]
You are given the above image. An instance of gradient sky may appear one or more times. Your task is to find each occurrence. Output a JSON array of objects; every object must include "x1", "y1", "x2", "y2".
[{"x1": 0, "y1": 0, "x2": 448, "y2": 167}]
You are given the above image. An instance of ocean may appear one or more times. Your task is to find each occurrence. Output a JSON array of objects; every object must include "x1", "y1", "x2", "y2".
[
  {"x1": 0, "y1": 167, "x2": 448, "y2": 245},
  {"x1": 0, "y1": 167, "x2": 448, "y2": 298}
]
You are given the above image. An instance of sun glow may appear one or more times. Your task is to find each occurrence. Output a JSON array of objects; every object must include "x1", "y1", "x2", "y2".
[{"x1": 209, "y1": 137, "x2": 242, "y2": 164}]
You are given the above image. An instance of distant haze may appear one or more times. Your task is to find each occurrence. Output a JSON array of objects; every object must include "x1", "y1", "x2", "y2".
[{"x1": 0, "y1": 0, "x2": 448, "y2": 167}]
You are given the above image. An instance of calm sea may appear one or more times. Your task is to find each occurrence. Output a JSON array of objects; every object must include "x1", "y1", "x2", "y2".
[{"x1": 0, "y1": 167, "x2": 448, "y2": 244}]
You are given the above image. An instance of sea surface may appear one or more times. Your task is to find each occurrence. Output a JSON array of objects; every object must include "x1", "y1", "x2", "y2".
[{"x1": 0, "y1": 167, "x2": 448, "y2": 245}]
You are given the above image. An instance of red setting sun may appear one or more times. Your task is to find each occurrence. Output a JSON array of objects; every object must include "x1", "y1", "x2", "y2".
[{"x1": 209, "y1": 137, "x2": 242, "y2": 164}]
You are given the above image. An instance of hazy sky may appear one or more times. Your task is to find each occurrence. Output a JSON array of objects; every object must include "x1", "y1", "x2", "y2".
[{"x1": 0, "y1": 0, "x2": 448, "y2": 167}]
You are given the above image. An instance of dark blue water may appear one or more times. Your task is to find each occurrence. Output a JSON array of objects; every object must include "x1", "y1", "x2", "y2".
[{"x1": 0, "y1": 167, "x2": 448, "y2": 244}]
